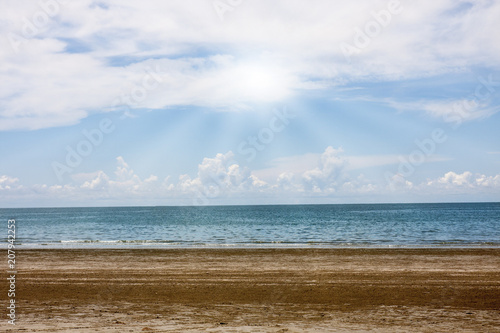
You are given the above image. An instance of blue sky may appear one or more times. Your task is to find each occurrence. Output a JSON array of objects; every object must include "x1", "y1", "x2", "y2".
[{"x1": 0, "y1": 0, "x2": 499, "y2": 207}]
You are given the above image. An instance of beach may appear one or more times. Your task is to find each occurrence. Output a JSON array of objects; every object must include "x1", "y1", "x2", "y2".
[{"x1": 9, "y1": 248, "x2": 500, "y2": 332}]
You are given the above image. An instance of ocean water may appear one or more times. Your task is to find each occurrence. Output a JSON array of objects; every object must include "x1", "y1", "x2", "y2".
[{"x1": 1, "y1": 203, "x2": 499, "y2": 249}]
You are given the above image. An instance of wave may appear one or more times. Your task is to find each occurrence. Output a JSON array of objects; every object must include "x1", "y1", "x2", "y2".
[
  {"x1": 60, "y1": 240, "x2": 180, "y2": 244},
  {"x1": 10, "y1": 239, "x2": 500, "y2": 249}
]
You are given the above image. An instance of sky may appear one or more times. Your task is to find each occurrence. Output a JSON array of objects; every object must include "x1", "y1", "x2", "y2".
[{"x1": 0, "y1": 0, "x2": 499, "y2": 207}]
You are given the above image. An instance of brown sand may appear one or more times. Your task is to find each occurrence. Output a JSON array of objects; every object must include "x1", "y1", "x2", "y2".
[{"x1": 5, "y1": 248, "x2": 500, "y2": 332}]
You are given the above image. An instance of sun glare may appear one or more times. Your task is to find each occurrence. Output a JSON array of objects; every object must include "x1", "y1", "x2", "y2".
[{"x1": 231, "y1": 63, "x2": 292, "y2": 102}]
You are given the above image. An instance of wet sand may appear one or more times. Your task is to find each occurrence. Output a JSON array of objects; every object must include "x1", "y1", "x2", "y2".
[{"x1": 7, "y1": 248, "x2": 500, "y2": 332}]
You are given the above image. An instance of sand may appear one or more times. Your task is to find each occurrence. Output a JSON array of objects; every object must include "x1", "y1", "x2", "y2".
[{"x1": 5, "y1": 248, "x2": 500, "y2": 332}]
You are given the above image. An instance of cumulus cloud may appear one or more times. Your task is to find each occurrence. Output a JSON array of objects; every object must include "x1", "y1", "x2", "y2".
[
  {"x1": 427, "y1": 171, "x2": 500, "y2": 189},
  {"x1": 386, "y1": 173, "x2": 414, "y2": 191},
  {"x1": 0, "y1": 175, "x2": 21, "y2": 190},
  {"x1": 80, "y1": 171, "x2": 110, "y2": 191},
  {"x1": 1, "y1": 149, "x2": 343, "y2": 204},
  {"x1": 1, "y1": 151, "x2": 499, "y2": 206},
  {"x1": 301, "y1": 146, "x2": 347, "y2": 193},
  {"x1": 78, "y1": 156, "x2": 167, "y2": 197},
  {"x1": 1, "y1": 0, "x2": 500, "y2": 130},
  {"x1": 257, "y1": 147, "x2": 352, "y2": 195},
  {"x1": 178, "y1": 151, "x2": 269, "y2": 198},
  {"x1": 276, "y1": 172, "x2": 301, "y2": 192}
]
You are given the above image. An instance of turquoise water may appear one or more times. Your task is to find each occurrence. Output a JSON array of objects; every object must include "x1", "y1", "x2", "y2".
[{"x1": 1, "y1": 203, "x2": 499, "y2": 248}]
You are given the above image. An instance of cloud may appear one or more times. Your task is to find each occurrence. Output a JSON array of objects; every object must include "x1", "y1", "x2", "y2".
[
  {"x1": 421, "y1": 100, "x2": 497, "y2": 123},
  {"x1": 276, "y1": 172, "x2": 301, "y2": 192},
  {"x1": 178, "y1": 151, "x2": 269, "y2": 198},
  {"x1": 2, "y1": 0, "x2": 500, "y2": 130},
  {"x1": 0, "y1": 156, "x2": 171, "y2": 205},
  {"x1": 386, "y1": 173, "x2": 414, "y2": 191},
  {"x1": 0, "y1": 175, "x2": 21, "y2": 190},
  {"x1": 257, "y1": 147, "x2": 351, "y2": 195},
  {"x1": 268, "y1": 147, "x2": 380, "y2": 196},
  {"x1": 254, "y1": 151, "x2": 449, "y2": 183},
  {"x1": 386, "y1": 98, "x2": 500, "y2": 124},
  {"x1": 1, "y1": 149, "x2": 345, "y2": 205},
  {"x1": 78, "y1": 156, "x2": 168, "y2": 197},
  {"x1": 80, "y1": 171, "x2": 110, "y2": 190},
  {"x1": 301, "y1": 146, "x2": 347, "y2": 193},
  {"x1": 427, "y1": 171, "x2": 500, "y2": 189},
  {"x1": 1, "y1": 150, "x2": 499, "y2": 206},
  {"x1": 253, "y1": 153, "x2": 319, "y2": 183}
]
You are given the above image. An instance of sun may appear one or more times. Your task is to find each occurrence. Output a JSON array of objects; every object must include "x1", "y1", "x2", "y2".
[{"x1": 230, "y1": 63, "x2": 292, "y2": 102}]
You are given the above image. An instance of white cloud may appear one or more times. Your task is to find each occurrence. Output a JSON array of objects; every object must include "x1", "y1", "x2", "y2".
[
  {"x1": 386, "y1": 173, "x2": 414, "y2": 191},
  {"x1": 425, "y1": 100, "x2": 496, "y2": 123},
  {"x1": 73, "y1": 157, "x2": 163, "y2": 197},
  {"x1": 301, "y1": 146, "x2": 347, "y2": 193},
  {"x1": 341, "y1": 174, "x2": 378, "y2": 194},
  {"x1": 179, "y1": 151, "x2": 270, "y2": 197},
  {"x1": 2, "y1": 0, "x2": 500, "y2": 130},
  {"x1": 254, "y1": 151, "x2": 449, "y2": 183},
  {"x1": 427, "y1": 171, "x2": 500, "y2": 189},
  {"x1": 1, "y1": 151, "x2": 500, "y2": 206},
  {"x1": 0, "y1": 175, "x2": 21, "y2": 190},
  {"x1": 253, "y1": 153, "x2": 319, "y2": 183},
  {"x1": 386, "y1": 98, "x2": 500, "y2": 124},
  {"x1": 263, "y1": 147, "x2": 382, "y2": 195},
  {"x1": 80, "y1": 171, "x2": 110, "y2": 190},
  {"x1": 276, "y1": 172, "x2": 301, "y2": 192},
  {"x1": 437, "y1": 171, "x2": 474, "y2": 187}
]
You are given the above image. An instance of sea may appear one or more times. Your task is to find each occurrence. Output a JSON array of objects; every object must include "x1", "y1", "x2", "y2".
[{"x1": 1, "y1": 203, "x2": 499, "y2": 249}]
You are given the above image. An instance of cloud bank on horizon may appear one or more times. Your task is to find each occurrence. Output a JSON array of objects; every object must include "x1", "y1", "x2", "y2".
[
  {"x1": 0, "y1": 0, "x2": 499, "y2": 206},
  {"x1": 1, "y1": 148, "x2": 499, "y2": 207}
]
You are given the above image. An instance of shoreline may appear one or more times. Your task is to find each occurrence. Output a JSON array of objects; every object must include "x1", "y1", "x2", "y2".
[
  {"x1": 10, "y1": 248, "x2": 500, "y2": 332},
  {"x1": 14, "y1": 247, "x2": 500, "y2": 252},
  {"x1": 14, "y1": 243, "x2": 500, "y2": 250}
]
